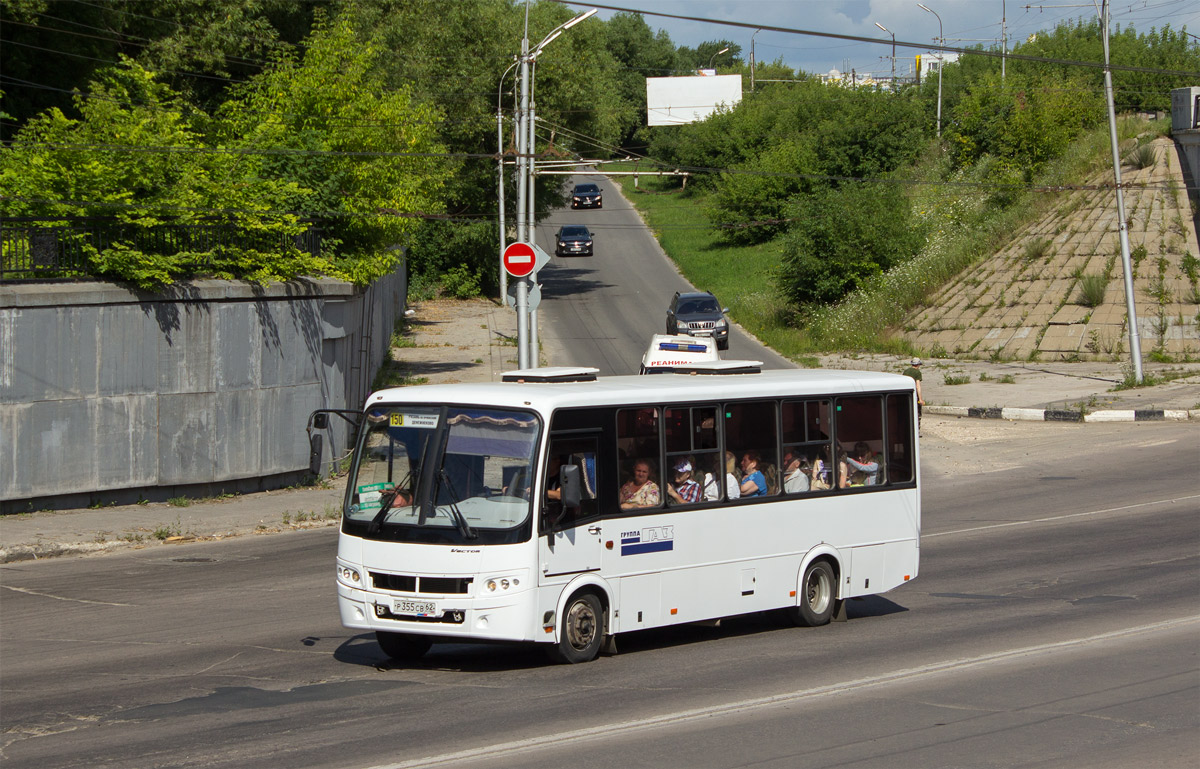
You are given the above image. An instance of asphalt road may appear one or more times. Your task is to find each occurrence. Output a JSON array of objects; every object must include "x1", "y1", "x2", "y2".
[
  {"x1": 2, "y1": 421, "x2": 1196, "y2": 769},
  {"x1": 533, "y1": 173, "x2": 791, "y2": 374}
]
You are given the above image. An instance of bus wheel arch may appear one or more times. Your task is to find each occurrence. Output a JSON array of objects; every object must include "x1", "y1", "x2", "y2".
[
  {"x1": 547, "y1": 584, "x2": 609, "y2": 664},
  {"x1": 786, "y1": 553, "x2": 841, "y2": 628}
]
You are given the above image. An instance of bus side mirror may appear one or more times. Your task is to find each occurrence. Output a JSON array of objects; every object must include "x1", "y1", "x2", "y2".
[
  {"x1": 310, "y1": 412, "x2": 329, "y2": 430},
  {"x1": 560, "y1": 464, "x2": 582, "y2": 509}
]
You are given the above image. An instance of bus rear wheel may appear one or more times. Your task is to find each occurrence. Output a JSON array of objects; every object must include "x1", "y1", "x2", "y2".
[
  {"x1": 375, "y1": 631, "x2": 432, "y2": 662},
  {"x1": 787, "y1": 560, "x2": 836, "y2": 627},
  {"x1": 547, "y1": 592, "x2": 603, "y2": 664}
]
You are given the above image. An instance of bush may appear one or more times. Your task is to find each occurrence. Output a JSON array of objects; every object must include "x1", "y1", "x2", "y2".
[
  {"x1": 779, "y1": 182, "x2": 926, "y2": 306},
  {"x1": 441, "y1": 264, "x2": 481, "y2": 299}
]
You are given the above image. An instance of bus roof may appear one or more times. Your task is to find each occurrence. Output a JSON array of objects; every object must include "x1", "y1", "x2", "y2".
[{"x1": 364, "y1": 367, "x2": 914, "y2": 413}]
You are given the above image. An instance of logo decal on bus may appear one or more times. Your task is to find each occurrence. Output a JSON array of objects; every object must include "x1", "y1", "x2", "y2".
[{"x1": 620, "y1": 526, "x2": 675, "y2": 556}]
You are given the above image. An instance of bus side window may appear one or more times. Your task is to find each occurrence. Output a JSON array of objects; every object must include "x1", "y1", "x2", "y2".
[
  {"x1": 782, "y1": 399, "x2": 834, "y2": 494},
  {"x1": 886, "y1": 393, "x2": 915, "y2": 484},
  {"x1": 725, "y1": 400, "x2": 779, "y2": 497},
  {"x1": 835, "y1": 396, "x2": 884, "y2": 488},
  {"x1": 616, "y1": 408, "x2": 662, "y2": 510}
]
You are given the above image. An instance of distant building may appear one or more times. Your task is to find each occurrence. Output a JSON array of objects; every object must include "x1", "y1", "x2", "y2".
[{"x1": 916, "y1": 52, "x2": 959, "y2": 84}]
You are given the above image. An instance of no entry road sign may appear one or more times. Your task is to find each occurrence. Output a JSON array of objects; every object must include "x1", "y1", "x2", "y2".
[{"x1": 502, "y1": 242, "x2": 536, "y2": 278}]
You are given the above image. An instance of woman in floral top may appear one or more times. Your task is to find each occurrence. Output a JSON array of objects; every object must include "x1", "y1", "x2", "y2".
[{"x1": 620, "y1": 459, "x2": 661, "y2": 509}]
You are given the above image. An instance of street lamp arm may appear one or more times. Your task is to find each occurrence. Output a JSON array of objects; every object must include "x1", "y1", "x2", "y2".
[
  {"x1": 532, "y1": 8, "x2": 597, "y2": 58},
  {"x1": 708, "y1": 45, "x2": 731, "y2": 68},
  {"x1": 497, "y1": 57, "x2": 519, "y2": 113}
]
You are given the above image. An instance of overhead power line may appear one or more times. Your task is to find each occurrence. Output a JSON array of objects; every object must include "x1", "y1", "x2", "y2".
[{"x1": 553, "y1": 1, "x2": 1200, "y2": 77}]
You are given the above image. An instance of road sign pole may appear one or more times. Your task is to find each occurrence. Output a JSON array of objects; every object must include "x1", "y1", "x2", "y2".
[{"x1": 516, "y1": 277, "x2": 530, "y2": 369}]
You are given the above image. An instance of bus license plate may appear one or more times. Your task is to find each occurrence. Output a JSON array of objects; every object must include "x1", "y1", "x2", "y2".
[{"x1": 394, "y1": 599, "x2": 437, "y2": 616}]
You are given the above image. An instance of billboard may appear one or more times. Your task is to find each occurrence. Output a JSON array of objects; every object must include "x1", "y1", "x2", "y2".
[{"x1": 646, "y1": 74, "x2": 743, "y2": 126}]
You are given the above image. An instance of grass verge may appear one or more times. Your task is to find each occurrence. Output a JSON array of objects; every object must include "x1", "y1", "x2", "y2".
[{"x1": 608, "y1": 116, "x2": 1159, "y2": 359}]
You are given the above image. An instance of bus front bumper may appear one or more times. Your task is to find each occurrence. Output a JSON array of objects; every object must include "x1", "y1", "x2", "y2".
[{"x1": 337, "y1": 583, "x2": 541, "y2": 643}]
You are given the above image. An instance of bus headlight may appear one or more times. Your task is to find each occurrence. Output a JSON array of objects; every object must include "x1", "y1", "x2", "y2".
[
  {"x1": 336, "y1": 564, "x2": 362, "y2": 587},
  {"x1": 483, "y1": 575, "x2": 522, "y2": 593}
]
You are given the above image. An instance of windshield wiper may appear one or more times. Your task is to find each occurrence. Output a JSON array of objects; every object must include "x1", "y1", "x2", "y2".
[
  {"x1": 368, "y1": 472, "x2": 412, "y2": 534},
  {"x1": 437, "y1": 469, "x2": 477, "y2": 539}
]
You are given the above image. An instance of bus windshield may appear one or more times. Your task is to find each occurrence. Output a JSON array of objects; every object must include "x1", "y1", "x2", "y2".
[{"x1": 345, "y1": 405, "x2": 541, "y2": 542}]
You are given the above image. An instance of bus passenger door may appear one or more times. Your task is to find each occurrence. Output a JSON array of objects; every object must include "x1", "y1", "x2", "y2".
[{"x1": 539, "y1": 436, "x2": 602, "y2": 578}]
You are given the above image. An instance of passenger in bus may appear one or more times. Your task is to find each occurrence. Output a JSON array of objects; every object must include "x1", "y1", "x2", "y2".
[
  {"x1": 783, "y1": 452, "x2": 810, "y2": 493},
  {"x1": 702, "y1": 469, "x2": 719, "y2": 501},
  {"x1": 619, "y1": 459, "x2": 661, "y2": 509},
  {"x1": 841, "y1": 442, "x2": 880, "y2": 486},
  {"x1": 723, "y1": 451, "x2": 741, "y2": 500},
  {"x1": 810, "y1": 451, "x2": 831, "y2": 491},
  {"x1": 739, "y1": 451, "x2": 769, "y2": 497},
  {"x1": 666, "y1": 459, "x2": 701, "y2": 505},
  {"x1": 763, "y1": 461, "x2": 780, "y2": 495}
]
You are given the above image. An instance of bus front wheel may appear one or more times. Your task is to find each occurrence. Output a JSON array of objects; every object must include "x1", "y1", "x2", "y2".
[
  {"x1": 787, "y1": 560, "x2": 836, "y2": 627},
  {"x1": 375, "y1": 631, "x2": 432, "y2": 662},
  {"x1": 547, "y1": 592, "x2": 604, "y2": 664}
]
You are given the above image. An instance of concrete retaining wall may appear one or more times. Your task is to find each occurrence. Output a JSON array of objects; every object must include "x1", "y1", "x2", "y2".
[{"x1": 1, "y1": 268, "x2": 404, "y2": 510}]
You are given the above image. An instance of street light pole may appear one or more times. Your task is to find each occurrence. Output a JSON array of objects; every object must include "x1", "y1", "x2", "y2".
[
  {"x1": 917, "y1": 3, "x2": 943, "y2": 138},
  {"x1": 497, "y1": 58, "x2": 519, "y2": 299},
  {"x1": 512, "y1": 6, "x2": 597, "y2": 369},
  {"x1": 515, "y1": 35, "x2": 531, "y2": 370},
  {"x1": 708, "y1": 46, "x2": 729, "y2": 70},
  {"x1": 874, "y1": 23, "x2": 895, "y2": 85}
]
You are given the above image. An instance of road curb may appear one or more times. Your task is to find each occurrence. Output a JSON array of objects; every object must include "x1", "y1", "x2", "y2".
[{"x1": 926, "y1": 405, "x2": 1198, "y2": 423}]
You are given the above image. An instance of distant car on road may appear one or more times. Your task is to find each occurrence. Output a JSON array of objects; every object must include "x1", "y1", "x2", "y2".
[
  {"x1": 570, "y1": 183, "x2": 603, "y2": 209},
  {"x1": 555, "y1": 225, "x2": 593, "y2": 257},
  {"x1": 666, "y1": 291, "x2": 730, "y2": 350}
]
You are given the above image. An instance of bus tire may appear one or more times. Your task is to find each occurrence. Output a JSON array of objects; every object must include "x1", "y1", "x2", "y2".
[
  {"x1": 547, "y1": 592, "x2": 604, "y2": 664},
  {"x1": 375, "y1": 631, "x2": 432, "y2": 662},
  {"x1": 787, "y1": 560, "x2": 836, "y2": 627}
]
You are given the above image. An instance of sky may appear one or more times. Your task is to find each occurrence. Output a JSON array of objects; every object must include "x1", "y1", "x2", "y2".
[{"x1": 571, "y1": 0, "x2": 1200, "y2": 78}]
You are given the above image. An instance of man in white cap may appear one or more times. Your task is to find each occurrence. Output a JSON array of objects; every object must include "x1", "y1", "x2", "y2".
[
  {"x1": 903, "y1": 357, "x2": 924, "y2": 433},
  {"x1": 666, "y1": 458, "x2": 701, "y2": 505}
]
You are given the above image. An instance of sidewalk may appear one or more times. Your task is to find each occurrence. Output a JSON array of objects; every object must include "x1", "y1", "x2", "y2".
[
  {"x1": 817, "y1": 354, "x2": 1200, "y2": 422},
  {"x1": 2, "y1": 299, "x2": 1197, "y2": 563}
]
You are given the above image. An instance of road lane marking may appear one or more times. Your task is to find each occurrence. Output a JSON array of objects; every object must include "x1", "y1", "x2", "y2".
[
  {"x1": 363, "y1": 616, "x2": 1200, "y2": 769},
  {"x1": 926, "y1": 494, "x2": 1200, "y2": 539},
  {"x1": 0, "y1": 584, "x2": 134, "y2": 607}
]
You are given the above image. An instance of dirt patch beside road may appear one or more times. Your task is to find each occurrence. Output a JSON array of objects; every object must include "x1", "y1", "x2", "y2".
[{"x1": 389, "y1": 298, "x2": 519, "y2": 385}]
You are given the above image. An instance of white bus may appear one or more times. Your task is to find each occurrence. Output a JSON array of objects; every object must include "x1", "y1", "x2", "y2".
[{"x1": 326, "y1": 365, "x2": 919, "y2": 664}]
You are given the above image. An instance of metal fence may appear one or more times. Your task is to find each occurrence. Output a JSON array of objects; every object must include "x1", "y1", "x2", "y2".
[{"x1": 0, "y1": 217, "x2": 322, "y2": 280}]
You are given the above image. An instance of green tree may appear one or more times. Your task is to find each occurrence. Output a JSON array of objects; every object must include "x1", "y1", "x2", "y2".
[
  {"x1": 0, "y1": 57, "x2": 317, "y2": 286},
  {"x1": 216, "y1": 7, "x2": 452, "y2": 285},
  {"x1": 603, "y1": 11, "x2": 683, "y2": 150},
  {"x1": 0, "y1": 0, "x2": 318, "y2": 138}
]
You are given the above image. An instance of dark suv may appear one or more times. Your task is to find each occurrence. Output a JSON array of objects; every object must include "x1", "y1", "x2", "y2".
[
  {"x1": 570, "y1": 183, "x2": 603, "y2": 209},
  {"x1": 666, "y1": 291, "x2": 729, "y2": 350},
  {"x1": 555, "y1": 225, "x2": 593, "y2": 257}
]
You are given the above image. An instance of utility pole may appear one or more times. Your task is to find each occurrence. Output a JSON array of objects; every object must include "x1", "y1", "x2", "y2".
[
  {"x1": 1100, "y1": 0, "x2": 1143, "y2": 381},
  {"x1": 1002, "y1": 0, "x2": 1007, "y2": 81},
  {"x1": 751, "y1": 29, "x2": 760, "y2": 91}
]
